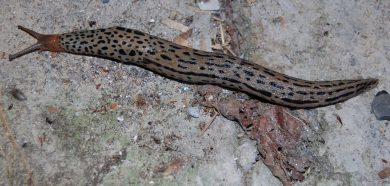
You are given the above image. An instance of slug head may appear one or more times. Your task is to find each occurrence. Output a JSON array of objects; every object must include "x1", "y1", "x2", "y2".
[{"x1": 9, "y1": 25, "x2": 64, "y2": 61}]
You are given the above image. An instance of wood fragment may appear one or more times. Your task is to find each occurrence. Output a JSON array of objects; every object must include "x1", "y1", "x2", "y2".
[
  {"x1": 335, "y1": 114, "x2": 343, "y2": 126},
  {"x1": 162, "y1": 19, "x2": 191, "y2": 33},
  {"x1": 198, "y1": 110, "x2": 219, "y2": 136},
  {"x1": 174, "y1": 29, "x2": 193, "y2": 47}
]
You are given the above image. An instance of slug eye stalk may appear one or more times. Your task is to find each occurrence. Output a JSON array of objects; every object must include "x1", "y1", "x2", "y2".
[{"x1": 9, "y1": 25, "x2": 63, "y2": 61}]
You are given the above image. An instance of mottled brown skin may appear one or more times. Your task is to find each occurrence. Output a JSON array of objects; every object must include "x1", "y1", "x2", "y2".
[{"x1": 9, "y1": 26, "x2": 378, "y2": 108}]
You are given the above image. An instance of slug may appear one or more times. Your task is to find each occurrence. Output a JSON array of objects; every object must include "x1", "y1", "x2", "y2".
[{"x1": 9, "y1": 25, "x2": 378, "y2": 108}]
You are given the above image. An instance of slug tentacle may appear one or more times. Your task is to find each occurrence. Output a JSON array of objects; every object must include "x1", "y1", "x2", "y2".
[
  {"x1": 9, "y1": 26, "x2": 378, "y2": 108},
  {"x1": 9, "y1": 25, "x2": 63, "y2": 61}
]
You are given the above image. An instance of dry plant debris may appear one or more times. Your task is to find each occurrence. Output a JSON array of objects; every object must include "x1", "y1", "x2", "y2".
[{"x1": 197, "y1": 86, "x2": 313, "y2": 185}]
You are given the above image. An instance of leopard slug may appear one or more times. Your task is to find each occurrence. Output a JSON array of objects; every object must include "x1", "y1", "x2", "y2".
[{"x1": 9, "y1": 25, "x2": 378, "y2": 108}]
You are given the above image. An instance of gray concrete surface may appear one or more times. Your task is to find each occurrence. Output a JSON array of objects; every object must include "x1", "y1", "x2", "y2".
[{"x1": 0, "y1": 0, "x2": 389, "y2": 185}]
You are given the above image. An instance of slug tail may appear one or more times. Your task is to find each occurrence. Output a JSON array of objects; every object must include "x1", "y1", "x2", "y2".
[{"x1": 9, "y1": 25, "x2": 64, "y2": 61}]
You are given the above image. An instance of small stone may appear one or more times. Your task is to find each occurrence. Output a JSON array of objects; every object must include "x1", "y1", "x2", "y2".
[
  {"x1": 188, "y1": 106, "x2": 200, "y2": 118},
  {"x1": 11, "y1": 88, "x2": 27, "y2": 101},
  {"x1": 102, "y1": 0, "x2": 109, "y2": 3},
  {"x1": 372, "y1": 90, "x2": 390, "y2": 121},
  {"x1": 197, "y1": 0, "x2": 220, "y2": 11},
  {"x1": 117, "y1": 115, "x2": 124, "y2": 122},
  {"x1": 180, "y1": 86, "x2": 192, "y2": 93}
]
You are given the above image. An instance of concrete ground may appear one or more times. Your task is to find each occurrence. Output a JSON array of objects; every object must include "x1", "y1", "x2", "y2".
[{"x1": 0, "y1": 0, "x2": 389, "y2": 185}]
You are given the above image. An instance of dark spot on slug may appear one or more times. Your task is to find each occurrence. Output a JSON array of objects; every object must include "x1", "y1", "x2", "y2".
[
  {"x1": 270, "y1": 82, "x2": 284, "y2": 90},
  {"x1": 317, "y1": 91, "x2": 326, "y2": 95},
  {"x1": 118, "y1": 49, "x2": 126, "y2": 55},
  {"x1": 243, "y1": 70, "x2": 254, "y2": 77},
  {"x1": 256, "y1": 80, "x2": 265, "y2": 84},
  {"x1": 160, "y1": 54, "x2": 172, "y2": 61},
  {"x1": 128, "y1": 50, "x2": 136, "y2": 56}
]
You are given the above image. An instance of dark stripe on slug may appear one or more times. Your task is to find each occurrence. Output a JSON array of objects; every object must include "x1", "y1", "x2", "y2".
[
  {"x1": 281, "y1": 98, "x2": 319, "y2": 104},
  {"x1": 205, "y1": 62, "x2": 231, "y2": 68},
  {"x1": 169, "y1": 45, "x2": 181, "y2": 50},
  {"x1": 296, "y1": 91, "x2": 308, "y2": 95},
  {"x1": 177, "y1": 64, "x2": 187, "y2": 69},
  {"x1": 325, "y1": 91, "x2": 355, "y2": 102},
  {"x1": 133, "y1": 30, "x2": 145, "y2": 36},
  {"x1": 160, "y1": 54, "x2": 172, "y2": 60},
  {"x1": 178, "y1": 59, "x2": 196, "y2": 65},
  {"x1": 116, "y1": 27, "x2": 126, "y2": 31},
  {"x1": 193, "y1": 52, "x2": 211, "y2": 57},
  {"x1": 143, "y1": 58, "x2": 273, "y2": 98},
  {"x1": 263, "y1": 70, "x2": 276, "y2": 76},
  {"x1": 292, "y1": 83, "x2": 311, "y2": 88}
]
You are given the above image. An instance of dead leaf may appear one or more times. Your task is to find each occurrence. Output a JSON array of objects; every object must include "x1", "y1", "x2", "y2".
[{"x1": 378, "y1": 167, "x2": 390, "y2": 179}]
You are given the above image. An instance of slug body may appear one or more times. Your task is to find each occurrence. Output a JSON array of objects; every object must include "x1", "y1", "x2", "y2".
[{"x1": 9, "y1": 26, "x2": 378, "y2": 108}]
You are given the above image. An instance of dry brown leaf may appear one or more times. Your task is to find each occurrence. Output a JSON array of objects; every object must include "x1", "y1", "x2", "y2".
[{"x1": 378, "y1": 167, "x2": 390, "y2": 179}]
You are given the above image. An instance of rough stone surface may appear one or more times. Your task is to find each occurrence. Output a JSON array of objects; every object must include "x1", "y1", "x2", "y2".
[{"x1": 0, "y1": 0, "x2": 389, "y2": 185}]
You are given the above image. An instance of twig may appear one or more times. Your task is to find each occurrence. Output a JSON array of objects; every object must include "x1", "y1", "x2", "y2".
[
  {"x1": 198, "y1": 110, "x2": 219, "y2": 136},
  {"x1": 282, "y1": 109, "x2": 307, "y2": 126}
]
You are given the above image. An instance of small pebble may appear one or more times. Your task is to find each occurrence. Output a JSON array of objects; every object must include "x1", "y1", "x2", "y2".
[
  {"x1": 372, "y1": 90, "x2": 390, "y2": 121},
  {"x1": 180, "y1": 86, "x2": 192, "y2": 93},
  {"x1": 117, "y1": 115, "x2": 124, "y2": 122},
  {"x1": 102, "y1": 0, "x2": 109, "y2": 3},
  {"x1": 11, "y1": 88, "x2": 27, "y2": 101},
  {"x1": 188, "y1": 106, "x2": 200, "y2": 118},
  {"x1": 197, "y1": 0, "x2": 220, "y2": 11}
]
